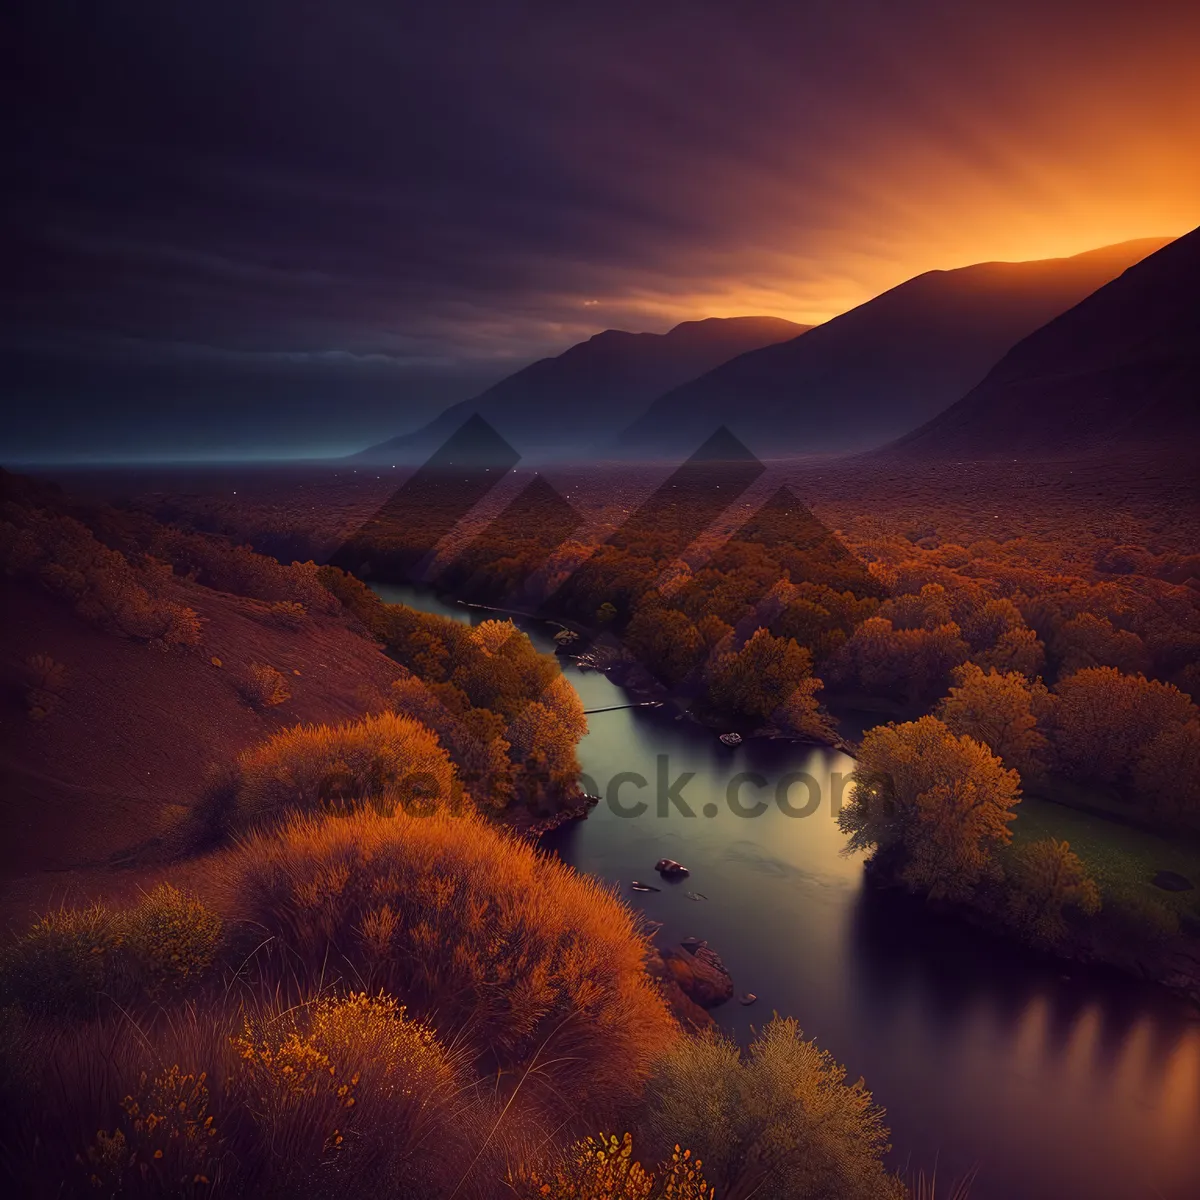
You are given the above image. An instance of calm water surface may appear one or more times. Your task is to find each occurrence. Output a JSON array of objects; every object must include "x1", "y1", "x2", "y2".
[{"x1": 374, "y1": 584, "x2": 1200, "y2": 1200}]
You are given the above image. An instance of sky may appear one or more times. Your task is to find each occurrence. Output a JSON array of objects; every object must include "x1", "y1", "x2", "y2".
[{"x1": 4, "y1": 0, "x2": 1199, "y2": 461}]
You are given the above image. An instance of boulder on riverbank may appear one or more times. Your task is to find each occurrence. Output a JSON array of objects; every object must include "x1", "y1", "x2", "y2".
[
  {"x1": 646, "y1": 951, "x2": 716, "y2": 1031},
  {"x1": 659, "y1": 941, "x2": 734, "y2": 1008}
]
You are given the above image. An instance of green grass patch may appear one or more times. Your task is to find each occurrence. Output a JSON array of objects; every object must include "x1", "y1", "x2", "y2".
[{"x1": 1013, "y1": 795, "x2": 1200, "y2": 921}]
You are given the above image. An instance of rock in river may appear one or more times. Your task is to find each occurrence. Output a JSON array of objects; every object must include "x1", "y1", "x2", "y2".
[{"x1": 655, "y1": 858, "x2": 690, "y2": 878}]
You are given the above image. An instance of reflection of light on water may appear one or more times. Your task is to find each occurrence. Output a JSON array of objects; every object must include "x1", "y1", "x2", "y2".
[
  {"x1": 1110, "y1": 1014, "x2": 1156, "y2": 1102},
  {"x1": 1011, "y1": 992, "x2": 1052, "y2": 1078},
  {"x1": 1155, "y1": 1025, "x2": 1200, "y2": 1150},
  {"x1": 1059, "y1": 1001, "x2": 1103, "y2": 1094}
]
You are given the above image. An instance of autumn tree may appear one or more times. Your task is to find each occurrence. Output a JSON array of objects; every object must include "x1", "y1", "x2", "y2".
[
  {"x1": 829, "y1": 617, "x2": 969, "y2": 709},
  {"x1": 937, "y1": 663, "x2": 1049, "y2": 780},
  {"x1": 1005, "y1": 838, "x2": 1101, "y2": 944},
  {"x1": 1049, "y1": 667, "x2": 1197, "y2": 787},
  {"x1": 1053, "y1": 612, "x2": 1149, "y2": 677},
  {"x1": 505, "y1": 675, "x2": 588, "y2": 807},
  {"x1": 1136, "y1": 719, "x2": 1200, "y2": 820},
  {"x1": 390, "y1": 674, "x2": 515, "y2": 809},
  {"x1": 974, "y1": 623, "x2": 1046, "y2": 679},
  {"x1": 839, "y1": 716, "x2": 1021, "y2": 902},
  {"x1": 624, "y1": 603, "x2": 705, "y2": 686},
  {"x1": 878, "y1": 583, "x2": 954, "y2": 631},
  {"x1": 706, "y1": 627, "x2": 832, "y2": 738}
]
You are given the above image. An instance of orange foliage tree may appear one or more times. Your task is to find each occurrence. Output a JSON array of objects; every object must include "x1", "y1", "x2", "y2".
[
  {"x1": 1136, "y1": 719, "x2": 1200, "y2": 819},
  {"x1": 706, "y1": 627, "x2": 833, "y2": 739},
  {"x1": 1049, "y1": 666, "x2": 1197, "y2": 789},
  {"x1": 936, "y1": 663, "x2": 1049, "y2": 781},
  {"x1": 829, "y1": 617, "x2": 969, "y2": 709},
  {"x1": 840, "y1": 716, "x2": 1021, "y2": 902}
]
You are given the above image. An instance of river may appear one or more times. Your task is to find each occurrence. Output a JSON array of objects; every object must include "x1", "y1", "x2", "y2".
[{"x1": 373, "y1": 584, "x2": 1200, "y2": 1200}]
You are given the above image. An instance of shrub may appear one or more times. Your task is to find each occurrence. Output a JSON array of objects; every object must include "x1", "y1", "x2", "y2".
[
  {"x1": 514, "y1": 1131, "x2": 713, "y2": 1199},
  {"x1": 0, "y1": 502, "x2": 202, "y2": 646},
  {"x1": 640, "y1": 1019, "x2": 907, "y2": 1200},
  {"x1": 0, "y1": 887, "x2": 223, "y2": 1018},
  {"x1": 231, "y1": 992, "x2": 472, "y2": 1196},
  {"x1": 268, "y1": 599, "x2": 310, "y2": 630},
  {"x1": 0, "y1": 903, "x2": 118, "y2": 1016},
  {"x1": 121, "y1": 885, "x2": 224, "y2": 992},
  {"x1": 239, "y1": 662, "x2": 291, "y2": 708},
  {"x1": 84, "y1": 1063, "x2": 222, "y2": 1197},
  {"x1": 216, "y1": 808, "x2": 677, "y2": 1118},
  {"x1": 233, "y1": 711, "x2": 457, "y2": 830},
  {"x1": 1003, "y1": 838, "x2": 1101, "y2": 944}
]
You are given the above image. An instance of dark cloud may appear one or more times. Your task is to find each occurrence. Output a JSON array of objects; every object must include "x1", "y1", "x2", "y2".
[{"x1": 4, "y1": 0, "x2": 1199, "y2": 459}]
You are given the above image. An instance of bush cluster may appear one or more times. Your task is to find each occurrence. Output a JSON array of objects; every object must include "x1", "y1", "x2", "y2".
[
  {"x1": 216, "y1": 807, "x2": 677, "y2": 1117},
  {"x1": 0, "y1": 501, "x2": 201, "y2": 646},
  {"x1": 0, "y1": 886, "x2": 223, "y2": 1017}
]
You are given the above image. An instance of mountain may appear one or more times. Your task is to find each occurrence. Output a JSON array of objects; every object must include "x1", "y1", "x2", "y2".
[
  {"x1": 353, "y1": 316, "x2": 809, "y2": 463},
  {"x1": 615, "y1": 238, "x2": 1172, "y2": 458},
  {"x1": 886, "y1": 225, "x2": 1200, "y2": 458}
]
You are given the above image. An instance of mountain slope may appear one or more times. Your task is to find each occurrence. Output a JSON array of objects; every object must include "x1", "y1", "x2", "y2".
[
  {"x1": 887, "y1": 225, "x2": 1200, "y2": 458},
  {"x1": 615, "y1": 238, "x2": 1172, "y2": 458},
  {"x1": 354, "y1": 316, "x2": 809, "y2": 463}
]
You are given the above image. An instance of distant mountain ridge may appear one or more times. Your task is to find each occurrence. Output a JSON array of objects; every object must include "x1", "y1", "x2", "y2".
[
  {"x1": 887, "y1": 225, "x2": 1200, "y2": 458},
  {"x1": 353, "y1": 315, "x2": 809, "y2": 463},
  {"x1": 615, "y1": 237, "x2": 1173, "y2": 458}
]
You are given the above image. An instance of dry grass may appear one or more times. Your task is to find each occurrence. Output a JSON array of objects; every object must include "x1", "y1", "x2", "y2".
[
  {"x1": 0, "y1": 990, "x2": 493, "y2": 1199},
  {"x1": 215, "y1": 807, "x2": 677, "y2": 1119}
]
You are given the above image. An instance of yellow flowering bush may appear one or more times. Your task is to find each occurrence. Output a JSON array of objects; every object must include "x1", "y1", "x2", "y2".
[
  {"x1": 231, "y1": 992, "x2": 464, "y2": 1194},
  {"x1": 84, "y1": 1065, "x2": 220, "y2": 1197},
  {"x1": 517, "y1": 1132, "x2": 713, "y2": 1200},
  {"x1": 121, "y1": 885, "x2": 224, "y2": 991}
]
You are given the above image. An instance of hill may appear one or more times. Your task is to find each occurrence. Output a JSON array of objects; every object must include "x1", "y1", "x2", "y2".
[
  {"x1": 352, "y1": 316, "x2": 808, "y2": 463},
  {"x1": 887, "y1": 225, "x2": 1200, "y2": 458},
  {"x1": 615, "y1": 238, "x2": 1172, "y2": 458}
]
